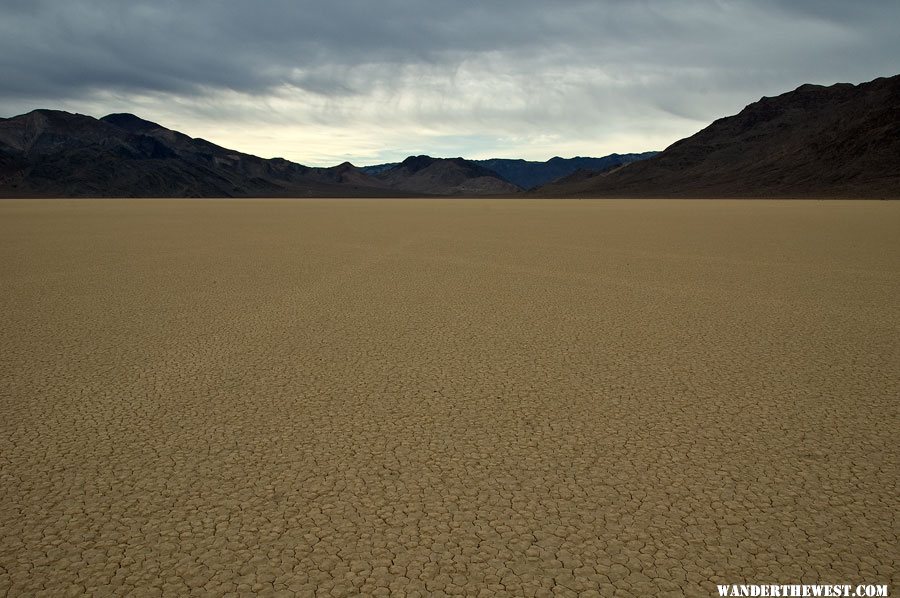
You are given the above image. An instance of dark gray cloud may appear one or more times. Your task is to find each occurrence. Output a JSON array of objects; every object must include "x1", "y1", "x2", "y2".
[
  {"x1": 4, "y1": 0, "x2": 898, "y2": 99},
  {"x1": 2, "y1": 0, "x2": 592, "y2": 97},
  {"x1": 1, "y1": 0, "x2": 897, "y2": 164}
]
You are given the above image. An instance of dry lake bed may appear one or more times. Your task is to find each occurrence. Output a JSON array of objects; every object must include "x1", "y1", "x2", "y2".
[{"x1": 1, "y1": 199, "x2": 898, "y2": 597}]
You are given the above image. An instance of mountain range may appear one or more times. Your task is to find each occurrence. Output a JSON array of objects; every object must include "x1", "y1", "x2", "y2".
[
  {"x1": 360, "y1": 154, "x2": 658, "y2": 190},
  {"x1": 1, "y1": 74, "x2": 897, "y2": 198},
  {"x1": 367, "y1": 155, "x2": 521, "y2": 195},
  {"x1": 0, "y1": 110, "x2": 643, "y2": 197},
  {"x1": 536, "y1": 75, "x2": 900, "y2": 198},
  {"x1": 0, "y1": 111, "x2": 622, "y2": 197},
  {"x1": 0, "y1": 111, "x2": 398, "y2": 198}
]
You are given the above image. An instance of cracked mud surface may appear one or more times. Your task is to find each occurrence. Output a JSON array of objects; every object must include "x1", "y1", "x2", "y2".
[{"x1": 1, "y1": 199, "x2": 897, "y2": 597}]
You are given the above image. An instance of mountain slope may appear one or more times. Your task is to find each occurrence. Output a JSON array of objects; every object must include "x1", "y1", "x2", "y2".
[
  {"x1": 535, "y1": 75, "x2": 900, "y2": 198},
  {"x1": 359, "y1": 162, "x2": 399, "y2": 176},
  {"x1": 373, "y1": 155, "x2": 521, "y2": 195},
  {"x1": 0, "y1": 110, "x2": 392, "y2": 197},
  {"x1": 475, "y1": 154, "x2": 658, "y2": 189},
  {"x1": 361, "y1": 154, "x2": 659, "y2": 190}
]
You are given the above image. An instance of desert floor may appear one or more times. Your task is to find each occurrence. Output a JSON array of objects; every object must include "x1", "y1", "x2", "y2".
[{"x1": 1, "y1": 199, "x2": 897, "y2": 597}]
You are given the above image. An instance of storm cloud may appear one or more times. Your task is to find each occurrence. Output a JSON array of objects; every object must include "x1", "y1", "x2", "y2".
[{"x1": 2, "y1": 0, "x2": 898, "y2": 165}]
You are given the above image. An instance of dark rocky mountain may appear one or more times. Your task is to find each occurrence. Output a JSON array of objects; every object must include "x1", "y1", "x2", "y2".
[
  {"x1": 474, "y1": 154, "x2": 658, "y2": 190},
  {"x1": 359, "y1": 162, "x2": 399, "y2": 176},
  {"x1": 371, "y1": 155, "x2": 521, "y2": 195},
  {"x1": 5, "y1": 74, "x2": 897, "y2": 199},
  {"x1": 534, "y1": 75, "x2": 900, "y2": 198},
  {"x1": 360, "y1": 153, "x2": 658, "y2": 190},
  {"x1": 0, "y1": 110, "x2": 393, "y2": 197},
  {"x1": 0, "y1": 111, "x2": 517, "y2": 197}
]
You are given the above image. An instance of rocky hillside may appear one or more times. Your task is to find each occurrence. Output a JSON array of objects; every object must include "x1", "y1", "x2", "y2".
[
  {"x1": 0, "y1": 110, "x2": 391, "y2": 197},
  {"x1": 535, "y1": 75, "x2": 900, "y2": 198},
  {"x1": 372, "y1": 155, "x2": 521, "y2": 195},
  {"x1": 475, "y1": 154, "x2": 657, "y2": 190}
]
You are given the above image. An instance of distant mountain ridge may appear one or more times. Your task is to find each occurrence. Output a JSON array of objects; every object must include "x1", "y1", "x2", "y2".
[
  {"x1": 474, "y1": 154, "x2": 658, "y2": 189},
  {"x1": 360, "y1": 153, "x2": 659, "y2": 190},
  {"x1": 371, "y1": 155, "x2": 521, "y2": 195},
  {"x1": 0, "y1": 112, "x2": 521, "y2": 197},
  {"x1": 0, "y1": 110, "x2": 394, "y2": 197},
  {"x1": 2, "y1": 73, "x2": 897, "y2": 198},
  {"x1": 535, "y1": 74, "x2": 900, "y2": 198},
  {"x1": 359, "y1": 162, "x2": 399, "y2": 176}
]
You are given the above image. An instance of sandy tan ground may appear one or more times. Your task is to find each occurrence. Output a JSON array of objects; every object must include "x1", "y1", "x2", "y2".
[{"x1": 0, "y1": 199, "x2": 897, "y2": 597}]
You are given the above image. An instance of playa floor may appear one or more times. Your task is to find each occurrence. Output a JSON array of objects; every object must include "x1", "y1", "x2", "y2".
[{"x1": 1, "y1": 199, "x2": 897, "y2": 597}]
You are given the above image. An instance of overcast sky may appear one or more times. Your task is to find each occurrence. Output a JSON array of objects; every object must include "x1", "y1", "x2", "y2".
[{"x1": 1, "y1": 0, "x2": 898, "y2": 166}]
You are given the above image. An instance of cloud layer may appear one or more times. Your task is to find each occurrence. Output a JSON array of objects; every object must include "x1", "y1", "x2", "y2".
[{"x1": 2, "y1": 0, "x2": 898, "y2": 165}]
